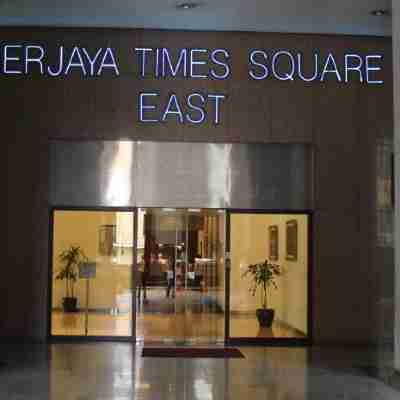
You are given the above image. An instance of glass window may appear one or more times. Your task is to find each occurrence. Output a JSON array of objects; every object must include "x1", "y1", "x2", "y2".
[
  {"x1": 51, "y1": 210, "x2": 133, "y2": 337},
  {"x1": 229, "y1": 213, "x2": 309, "y2": 339}
]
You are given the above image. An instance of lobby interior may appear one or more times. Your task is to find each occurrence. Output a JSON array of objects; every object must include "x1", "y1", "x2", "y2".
[{"x1": 50, "y1": 209, "x2": 309, "y2": 342}]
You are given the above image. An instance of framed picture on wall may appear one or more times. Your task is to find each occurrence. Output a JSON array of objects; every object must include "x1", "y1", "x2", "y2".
[
  {"x1": 99, "y1": 224, "x2": 116, "y2": 256},
  {"x1": 391, "y1": 153, "x2": 395, "y2": 207},
  {"x1": 268, "y1": 225, "x2": 279, "y2": 261},
  {"x1": 286, "y1": 219, "x2": 298, "y2": 261}
]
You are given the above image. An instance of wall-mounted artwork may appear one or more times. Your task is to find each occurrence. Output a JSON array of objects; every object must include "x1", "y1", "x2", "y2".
[
  {"x1": 99, "y1": 224, "x2": 116, "y2": 256},
  {"x1": 286, "y1": 219, "x2": 298, "y2": 261},
  {"x1": 268, "y1": 225, "x2": 279, "y2": 261}
]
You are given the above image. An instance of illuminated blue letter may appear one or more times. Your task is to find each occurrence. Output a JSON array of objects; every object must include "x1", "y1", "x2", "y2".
[
  {"x1": 210, "y1": 49, "x2": 230, "y2": 80},
  {"x1": 139, "y1": 93, "x2": 159, "y2": 122},
  {"x1": 297, "y1": 53, "x2": 318, "y2": 82},
  {"x1": 155, "y1": 48, "x2": 160, "y2": 78},
  {"x1": 47, "y1": 46, "x2": 64, "y2": 76},
  {"x1": 272, "y1": 51, "x2": 295, "y2": 81},
  {"x1": 3, "y1": 45, "x2": 22, "y2": 74},
  {"x1": 344, "y1": 54, "x2": 363, "y2": 83},
  {"x1": 135, "y1": 48, "x2": 152, "y2": 77},
  {"x1": 366, "y1": 55, "x2": 384, "y2": 84},
  {"x1": 97, "y1": 47, "x2": 119, "y2": 76},
  {"x1": 25, "y1": 45, "x2": 44, "y2": 75},
  {"x1": 208, "y1": 94, "x2": 225, "y2": 125},
  {"x1": 320, "y1": 53, "x2": 342, "y2": 82},
  {"x1": 190, "y1": 49, "x2": 207, "y2": 79},
  {"x1": 249, "y1": 50, "x2": 268, "y2": 80},
  {"x1": 65, "y1": 47, "x2": 87, "y2": 76},
  {"x1": 162, "y1": 94, "x2": 184, "y2": 123},
  {"x1": 82, "y1": 48, "x2": 103, "y2": 76},
  {"x1": 187, "y1": 93, "x2": 206, "y2": 124},
  {"x1": 162, "y1": 48, "x2": 187, "y2": 77}
]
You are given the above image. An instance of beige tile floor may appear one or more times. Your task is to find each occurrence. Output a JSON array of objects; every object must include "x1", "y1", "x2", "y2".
[
  {"x1": 52, "y1": 311, "x2": 304, "y2": 340},
  {"x1": 51, "y1": 311, "x2": 132, "y2": 336},
  {"x1": 52, "y1": 296, "x2": 305, "y2": 340}
]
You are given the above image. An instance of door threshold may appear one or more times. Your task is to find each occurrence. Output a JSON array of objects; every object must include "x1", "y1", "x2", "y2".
[{"x1": 138, "y1": 339, "x2": 225, "y2": 347}]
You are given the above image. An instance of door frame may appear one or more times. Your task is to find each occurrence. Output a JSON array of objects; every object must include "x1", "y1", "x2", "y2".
[
  {"x1": 48, "y1": 207, "x2": 313, "y2": 346},
  {"x1": 137, "y1": 207, "x2": 227, "y2": 345},
  {"x1": 224, "y1": 209, "x2": 313, "y2": 347},
  {"x1": 47, "y1": 206, "x2": 137, "y2": 342},
  {"x1": 48, "y1": 206, "x2": 228, "y2": 344}
]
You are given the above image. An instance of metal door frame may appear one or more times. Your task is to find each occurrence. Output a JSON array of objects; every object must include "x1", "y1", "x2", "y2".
[
  {"x1": 48, "y1": 206, "x2": 137, "y2": 342},
  {"x1": 137, "y1": 207, "x2": 227, "y2": 346},
  {"x1": 225, "y1": 209, "x2": 313, "y2": 347},
  {"x1": 48, "y1": 207, "x2": 312, "y2": 346}
]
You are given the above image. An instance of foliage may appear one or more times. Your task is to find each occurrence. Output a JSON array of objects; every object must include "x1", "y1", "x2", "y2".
[
  {"x1": 55, "y1": 245, "x2": 88, "y2": 298},
  {"x1": 242, "y1": 259, "x2": 282, "y2": 309}
]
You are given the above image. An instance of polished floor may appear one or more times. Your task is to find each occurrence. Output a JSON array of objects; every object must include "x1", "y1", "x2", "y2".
[
  {"x1": 52, "y1": 289, "x2": 305, "y2": 340},
  {"x1": 0, "y1": 343, "x2": 398, "y2": 399}
]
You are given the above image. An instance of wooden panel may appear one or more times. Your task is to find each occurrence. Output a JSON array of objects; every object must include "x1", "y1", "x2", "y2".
[{"x1": 313, "y1": 211, "x2": 372, "y2": 344}]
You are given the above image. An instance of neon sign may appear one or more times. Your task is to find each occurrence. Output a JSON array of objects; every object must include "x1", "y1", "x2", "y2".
[
  {"x1": 0, "y1": 44, "x2": 385, "y2": 125},
  {"x1": 2, "y1": 45, "x2": 119, "y2": 76},
  {"x1": 134, "y1": 47, "x2": 230, "y2": 79},
  {"x1": 139, "y1": 92, "x2": 225, "y2": 124},
  {"x1": 248, "y1": 50, "x2": 383, "y2": 84}
]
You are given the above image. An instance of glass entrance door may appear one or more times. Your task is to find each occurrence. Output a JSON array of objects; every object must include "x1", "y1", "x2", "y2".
[
  {"x1": 135, "y1": 208, "x2": 225, "y2": 344},
  {"x1": 51, "y1": 210, "x2": 134, "y2": 337}
]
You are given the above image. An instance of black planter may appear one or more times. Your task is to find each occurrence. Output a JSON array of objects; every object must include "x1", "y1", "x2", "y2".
[
  {"x1": 256, "y1": 308, "x2": 275, "y2": 327},
  {"x1": 63, "y1": 297, "x2": 78, "y2": 312}
]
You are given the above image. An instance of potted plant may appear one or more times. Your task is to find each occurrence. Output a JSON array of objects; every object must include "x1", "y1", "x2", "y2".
[
  {"x1": 55, "y1": 245, "x2": 88, "y2": 312},
  {"x1": 242, "y1": 259, "x2": 282, "y2": 327}
]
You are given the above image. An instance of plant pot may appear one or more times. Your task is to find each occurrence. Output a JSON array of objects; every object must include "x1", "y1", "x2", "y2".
[
  {"x1": 62, "y1": 297, "x2": 78, "y2": 313},
  {"x1": 256, "y1": 308, "x2": 275, "y2": 327}
]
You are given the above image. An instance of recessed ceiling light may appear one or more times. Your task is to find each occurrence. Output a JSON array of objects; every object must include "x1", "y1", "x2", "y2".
[
  {"x1": 176, "y1": 2, "x2": 200, "y2": 10},
  {"x1": 370, "y1": 9, "x2": 391, "y2": 17}
]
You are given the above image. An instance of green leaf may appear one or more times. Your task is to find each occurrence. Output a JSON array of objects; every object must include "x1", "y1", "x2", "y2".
[
  {"x1": 55, "y1": 245, "x2": 88, "y2": 297},
  {"x1": 241, "y1": 259, "x2": 282, "y2": 308}
]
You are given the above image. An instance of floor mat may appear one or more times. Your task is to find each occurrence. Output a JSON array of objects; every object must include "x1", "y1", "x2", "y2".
[{"x1": 142, "y1": 347, "x2": 245, "y2": 358}]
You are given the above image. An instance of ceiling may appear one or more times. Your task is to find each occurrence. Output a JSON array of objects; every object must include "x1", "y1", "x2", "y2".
[{"x1": 0, "y1": 0, "x2": 392, "y2": 36}]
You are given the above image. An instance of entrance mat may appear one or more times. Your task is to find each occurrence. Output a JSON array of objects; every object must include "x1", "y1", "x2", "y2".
[{"x1": 142, "y1": 347, "x2": 245, "y2": 358}]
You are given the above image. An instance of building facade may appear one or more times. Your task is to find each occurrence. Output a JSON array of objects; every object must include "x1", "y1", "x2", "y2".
[{"x1": 1, "y1": 28, "x2": 394, "y2": 347}]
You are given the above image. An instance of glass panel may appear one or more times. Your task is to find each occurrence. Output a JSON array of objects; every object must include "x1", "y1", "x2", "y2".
[
  {"x1": 136, "y1": 208, "x2": 225, "y2": 343},
  {"x1": 51, "y1": 210, "x2": 133, "y2": 336},
  {"x1": 229, "y1": 213, "x2": 309, "y2": 339}
]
